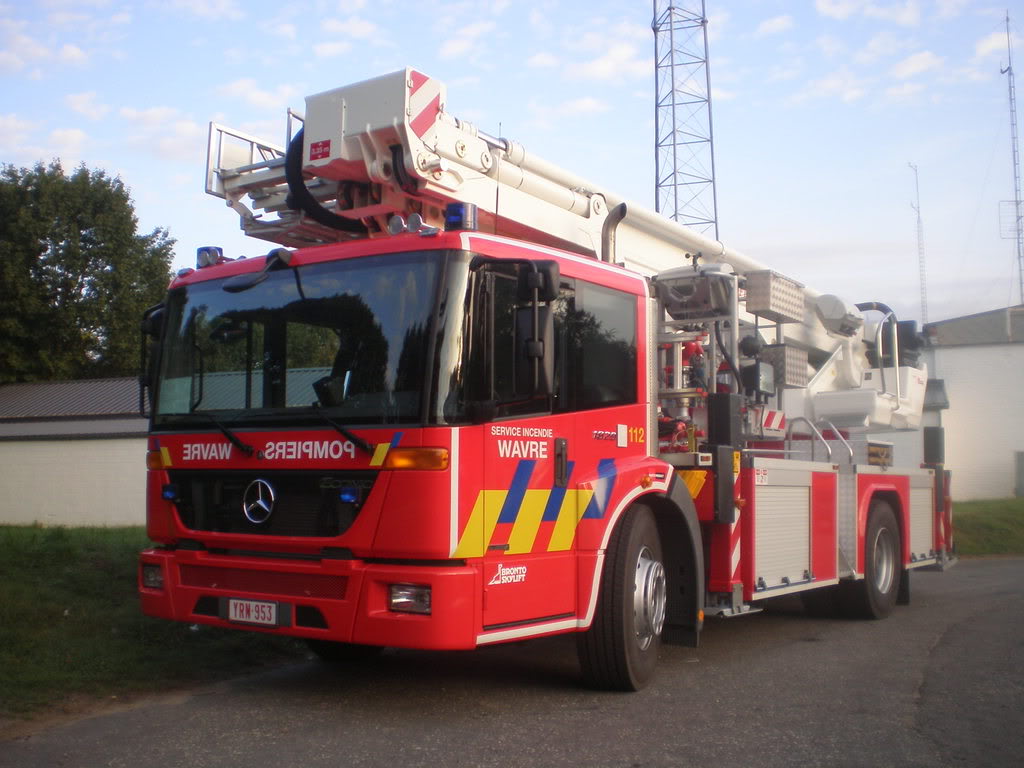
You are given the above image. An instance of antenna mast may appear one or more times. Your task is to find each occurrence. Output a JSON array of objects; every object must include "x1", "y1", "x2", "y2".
[
  {"x1": 652, "y1": 0, "x2": 719, "y2": 239},
  {"x1": 909, "y1": 163, "x2": 928, "y2": 324},
  {"x1": 1002, "y1": 10, "x2": 1024, "y2": 305}
]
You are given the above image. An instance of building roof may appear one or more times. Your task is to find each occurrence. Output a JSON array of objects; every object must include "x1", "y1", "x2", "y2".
[
  {"x1": 0, "y1": 377, "x2": 142, "y2": 419},
  {"x1": 925, "y1": 305, "x2": 1024, "y2": 347}
]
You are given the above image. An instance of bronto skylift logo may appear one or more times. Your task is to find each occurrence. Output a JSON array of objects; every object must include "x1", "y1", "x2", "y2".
[{"x1": 488, "y1": 563, "x2": 527, "y2": 585}]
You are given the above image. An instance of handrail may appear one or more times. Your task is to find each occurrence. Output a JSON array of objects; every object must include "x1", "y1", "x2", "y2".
[
  {"x1": 864, "y1": 308, "x2": 901, "y2": 402},
  {"x1": 785, "y1": 416, "x2": 832, "y2": 462},
  {"x1": 821, "y1": 419, "x2": 854, "y2": 462}
]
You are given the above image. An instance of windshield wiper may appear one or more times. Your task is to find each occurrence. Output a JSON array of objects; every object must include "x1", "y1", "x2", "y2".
[
  {"x1": 193, "y1": 411, "x2": 256, "y2": 457},
  {"x1": 312, "y1": 403, "x2": 373, "y2": 455}
]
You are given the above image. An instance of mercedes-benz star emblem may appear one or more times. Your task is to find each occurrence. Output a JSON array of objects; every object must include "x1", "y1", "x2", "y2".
[{"x1": 242, "y1": 478, "x2": 275, "y2": 524}]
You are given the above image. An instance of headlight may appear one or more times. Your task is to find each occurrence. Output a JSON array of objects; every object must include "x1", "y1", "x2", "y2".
[
  {"x1": 141, "y1": 563, "x2": 164, "y2": 590},
  {"x1": 388, "y1": 583, "x2": 431, "y2": 614}
]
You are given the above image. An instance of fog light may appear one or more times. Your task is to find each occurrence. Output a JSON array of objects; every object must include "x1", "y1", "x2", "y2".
[
  {"x1": 388, "y1": 583, "x2": 431, "y2": 614},
  {"x1": 142, "y1": 563, "x2": 164, "y2": 590}
]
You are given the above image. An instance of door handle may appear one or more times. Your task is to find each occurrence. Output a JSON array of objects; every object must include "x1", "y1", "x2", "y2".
[{"x1": 554, "y1": 438, "x2": 568, "y2": 488}]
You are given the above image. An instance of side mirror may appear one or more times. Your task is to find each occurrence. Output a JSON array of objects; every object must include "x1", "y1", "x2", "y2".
[
  {"x1": 516, "y1": 304, "x2": 554, "y2": 396},
  {"x1": 517, "y1": 260, "x2": 560, "y2": 303},
  {"x1": 139, "y1": 303, "x2": 165, "y2": 415},
  {"x1": 141, "y1": 304, "x2": 165, "y2": 338}
]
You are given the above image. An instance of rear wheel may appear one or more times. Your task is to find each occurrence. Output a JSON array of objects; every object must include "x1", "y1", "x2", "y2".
[
  {"x1": 839, "y1": 499, "x2": 901, "y2": 619},
  {"x1": 578, "y1": 504, "x2": 666, "y2": 691},
  {"x1": 306, "y1": 639, "x2": 383, "y2": 663}
]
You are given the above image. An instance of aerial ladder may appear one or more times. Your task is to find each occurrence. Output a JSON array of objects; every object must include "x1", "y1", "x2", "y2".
[{"x1": 207, "y1": 67, "x2": 926, "y2": 441}]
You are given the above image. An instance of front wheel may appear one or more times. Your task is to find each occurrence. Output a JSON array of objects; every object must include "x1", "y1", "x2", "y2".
[
  {"x1": 578, "y1": 504, "x2": 666, "y2": 691},
  {"x1": 839, "y1": 499, "x2": 901, "y2": 619}
]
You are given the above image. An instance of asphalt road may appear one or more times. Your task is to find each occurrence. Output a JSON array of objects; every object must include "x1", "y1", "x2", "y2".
[{"x1": 2, "y1": 557, "x2": 1021, "y2": 768}]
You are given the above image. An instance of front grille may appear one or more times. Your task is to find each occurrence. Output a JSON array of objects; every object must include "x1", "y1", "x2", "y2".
[
  {"x1": 180, "y1": 564, "x2": 348, "y2": 599},
  {"x1": 168, "y1": 470, "x2": 378, "y2": 538}
]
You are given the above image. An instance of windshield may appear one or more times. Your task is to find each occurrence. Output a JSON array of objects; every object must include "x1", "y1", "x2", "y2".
[{"x1": 153, "y1": 251, "x2": 448, "y2": 428}]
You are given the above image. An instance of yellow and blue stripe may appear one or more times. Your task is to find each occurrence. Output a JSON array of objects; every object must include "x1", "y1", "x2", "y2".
[{"x1": 453, "y1": 458, "x2": 617, "y2": 558}]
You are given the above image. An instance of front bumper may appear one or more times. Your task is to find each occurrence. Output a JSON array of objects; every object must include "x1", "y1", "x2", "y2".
[{"x1": 139, "y1": 548, "x2": 481, "y2": 650}]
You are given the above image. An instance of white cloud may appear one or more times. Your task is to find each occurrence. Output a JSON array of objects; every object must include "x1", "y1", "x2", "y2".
[
  {"x1": 815, "y1": 0, "x2": 921, "y2": 25},
  {"x1": 864, "y1": 1, "x2": 921, "y2": 27},
  {"x1": 854, "y1": 31, "x2": 911, "y2": 64},
  {"x1": 706, "y1": 10, "x2": 729, "y2": 43},
  {"x1": 216, "y1": 79, "x2": 300, "y2": 109},
  {"x1": 272, "y1": 22, "x2": 297, "y2": 40},
  {"x1": 323, "y1": 17, "x2": 379, "y2": 40},
  {"x1": 755, "y1": 15, "x2": 793, "y2": 38},
  {"x1": 66, "y1": 91, "x2": 109, "y2": 120},
  {"x1": 792, "y1": 69, "x2": 867, "y2": 103},
  {"x1": 936, "y1": 0, "x2": 969, "y2": 18},
  {"x1": 49, "y1": 127, "x2": 88, "y2": 162},
  {"x1": 559, "y1": 97, "x2": 609, "y2": 116},
  {"x1": 313, "y1": 41, "x2": 351, "y2": 58},
  {"x1": 527, "y1": 52, "x2": 558, "y2": 68},
  {"x1": 568, "y1": 42, "x2": 648, "y2": 82},
  {"x1": 0, "y1": 19, "x2": 49, "y2": 71},
  {"x1": 891, "y1": 51, "x2": 942, "y2": 78},
  {"x1": 711, "y1": 87, "x2": 736, "y2": 101},
  {"x1": 815, "y1": 34, "x2": 846, "y2": 58},
  {"x1": 815, "y1": 0, "x2": 862, "y2": 20},
  {"x1": 768, "y1": 63, "x2": 803, "y2": 82},
  {"x1": 120, "y1": 105, "x2": 181, "y2": 128},
  {"x1": 156, "y1": 120, "x2": 204, "y2": 162},
  {"x1": 974, "y1": 30, "x2": 1016, "y2": 60},
  {"x1": 885, "y1": 82, "x2": 924, "y2": 100},
  {"x1": 0, "y1": 113, "x2": 36, "y2": 150},
  {"x1": 169, "y1": 0, "x2": 243, "y2": 20},
  {"x1": 58, "y1": 43, "x2": 88, "y2": 64},
  {"x1": 0, "y1": 50, "x2": 22, "y2": 73},
  {"x1": 48, "y1": 11, "x2": 90, "y2": 26},
  {"x1": 118, "y1": 105, "x2": 205, "y2": 163},
  {"x1": 439, "y1": 21, "x2": 495, "y2": 60}
]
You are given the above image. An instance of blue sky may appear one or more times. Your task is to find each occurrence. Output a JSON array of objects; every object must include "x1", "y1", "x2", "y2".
[{"x1": 1, "y1": 0, "x2": 1020, "y2": 324}]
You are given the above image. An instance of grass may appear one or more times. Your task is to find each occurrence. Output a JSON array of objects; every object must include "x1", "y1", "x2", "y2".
[
  {"x1": 0, "y1": 525, "x2": 304, "y2": 717},
  {"x1": 953, "y1": 497, "x2": 1024, "y2": 556}
]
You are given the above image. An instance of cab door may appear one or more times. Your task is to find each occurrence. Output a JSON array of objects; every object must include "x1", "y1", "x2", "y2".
[{"x1": 468, "y1": 264, "x2": 579, "y2": 631}]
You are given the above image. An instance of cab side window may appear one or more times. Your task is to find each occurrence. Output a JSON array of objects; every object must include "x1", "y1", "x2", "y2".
[{"x1": 554, "y1": 279, "x2": 637, "y2": 412}]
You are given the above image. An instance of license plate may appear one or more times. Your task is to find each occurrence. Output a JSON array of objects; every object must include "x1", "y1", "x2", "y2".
[{"x1": 227, "y1": 598, "x2": 278, "y2": 626}]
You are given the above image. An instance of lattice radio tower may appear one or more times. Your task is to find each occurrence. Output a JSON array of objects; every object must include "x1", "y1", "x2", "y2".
[
  {"x1": 1001, "y1": 11, "x2": 1024, "y2": 305},
  {"x1": 653, "y1": 1, "x2": 719, "y2": 239}
]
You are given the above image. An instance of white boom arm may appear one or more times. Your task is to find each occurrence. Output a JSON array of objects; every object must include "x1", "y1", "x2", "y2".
[{"x1": 205, "y1": 67, "x2": 926, "y2": 432}]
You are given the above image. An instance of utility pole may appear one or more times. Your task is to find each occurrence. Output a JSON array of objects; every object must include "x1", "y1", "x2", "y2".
[{"x1": 909, "y1": 163, "x2": 928, "y2": 324}]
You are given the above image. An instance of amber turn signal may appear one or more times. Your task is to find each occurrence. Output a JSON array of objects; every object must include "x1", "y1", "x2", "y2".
[{"x1": 382, "y1": 447, "x2": 449, "y2": 470}]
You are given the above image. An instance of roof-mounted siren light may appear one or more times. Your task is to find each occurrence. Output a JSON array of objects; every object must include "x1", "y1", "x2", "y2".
[
  {"x1": 444, "y1": 202, "x2": 478, "y2": 232},
  {"x1": 196, "y1": 246, "x2": 226, "y2": 269}
]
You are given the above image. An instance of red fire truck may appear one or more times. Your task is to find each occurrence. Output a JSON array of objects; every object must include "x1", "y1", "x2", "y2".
[{"x1": 138, "y1": 69, "x2": 953, "y2": 690}]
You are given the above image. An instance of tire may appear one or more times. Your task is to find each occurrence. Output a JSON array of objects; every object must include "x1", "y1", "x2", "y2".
[
  {"x1": 306, "y1": 639, "x2": 383, "y2": 663},
  {"x1": 839, "y1": 499, "x2": 901, "y2": 619},
  {"x1": 577, "y1": 504, "x2": 666, "y2": 691}
]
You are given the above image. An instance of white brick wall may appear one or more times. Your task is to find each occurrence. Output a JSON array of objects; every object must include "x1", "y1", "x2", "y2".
[{"x1": 0, "y1": 438, "x2": 147, "y2": 526}]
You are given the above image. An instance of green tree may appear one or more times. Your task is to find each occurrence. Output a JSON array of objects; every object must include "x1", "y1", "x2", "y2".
[{"x1": 0, "y1": 161, "x2": 174, "y2": 382}]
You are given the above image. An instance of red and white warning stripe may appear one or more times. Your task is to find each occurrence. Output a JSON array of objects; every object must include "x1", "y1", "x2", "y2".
[
  {"x1": 762, "y1": 410, "x2": 786, "y2": 431},
  {"x1": 407, "y1": 69, "x2": 443, "y2": 141}
]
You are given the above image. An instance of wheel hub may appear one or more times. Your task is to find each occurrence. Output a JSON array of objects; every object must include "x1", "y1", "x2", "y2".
[
  {"x1": 872, "y1": 526, "x2": 896, "y2": 594},
  {"x1": 634, "y1": 546, "x2": 666, "y2": 650}
]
